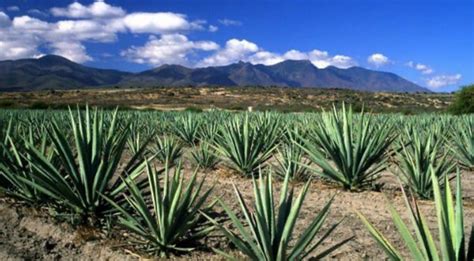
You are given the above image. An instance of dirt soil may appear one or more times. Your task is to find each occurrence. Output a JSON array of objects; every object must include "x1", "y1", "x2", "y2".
[{"x1": 1, "y1": 165, "x2": 473, "y2": 260}]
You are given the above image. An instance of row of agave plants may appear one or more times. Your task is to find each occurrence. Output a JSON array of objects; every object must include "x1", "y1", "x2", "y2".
[{"x1": 0, "y1": 105, "x2": 473, "y2": 259}]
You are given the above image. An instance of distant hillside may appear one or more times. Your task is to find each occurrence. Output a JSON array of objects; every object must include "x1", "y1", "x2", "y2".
[
  {"x1": 0, "y1": 55, "x2": 431, "y2": 93},
  {"x1": 0, "y1": 55, "x2": 130, "y2": 91},
  {"x1": 123, "y1": 60, "x2": 430, "y2": 92}
]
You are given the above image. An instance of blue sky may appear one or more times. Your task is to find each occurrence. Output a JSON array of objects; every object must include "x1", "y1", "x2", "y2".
[{"x1": 0, "y1": 0, "x2": 472, "y2": 92}]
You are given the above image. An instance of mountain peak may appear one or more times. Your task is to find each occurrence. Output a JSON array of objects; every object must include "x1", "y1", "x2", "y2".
[
  {"x1": 0, "y1": 54, "x2": 129, "y2": 91},
  {"x1": 277, "y1": 59, "x2": 314, "y2": 66},
  {"x1": 38, "y1": 54, "x2": 74, "y2": 63},
  {"x1": 0, "y1": 55, "x2": 431, "y2": 93}
]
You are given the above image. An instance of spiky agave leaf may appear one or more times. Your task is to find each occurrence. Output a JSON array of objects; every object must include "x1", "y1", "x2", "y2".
[
  {"x1": 0, "y1": 117, "x2": 13, "y2": 189},
  {"x1": 203, "y1": 168, "x2": 352, "y2": 260},
  {"x1": 0, "y1": 126, "x2": 55, "y2": 202},
  {"x1": 126, "y1": 121, "x2": 155, "y2": 156},
  {"x1": 357, "y1": 168, "x2": 474, "y2": 260},
  {"x1": 172, "y1": 113, "x2": 202, "y2": 145},
  {"x1": 191, "y1": 142, "x2": 220, "y2": 170},
  {"x1": 19, "y1": 106, "x2": 150, "y2": 222},
  {"x1": 213, "y1": 113, "x2": 281, "y2": 176},
  {"x1": 274, "y1": 143, "x2": 310, "y2": 182},
  {"x1": 396, "y1": 127, "x2": 455, "y2": 199},
  {"x1": 152, "y1": 135, "x2": 183, "y2": 167},
  {"x1": 450, "y1": 117, "x2": 474, "y2": 170},
  {"x1": 300, "y1": 103, "x2": 396, "y2": 190},
  {"x1": 104, "y1": 161, "x2": 215, "y2": 257}
]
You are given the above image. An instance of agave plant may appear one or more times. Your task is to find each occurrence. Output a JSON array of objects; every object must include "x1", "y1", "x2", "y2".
[
  {"x1": 203, "y1": 169, "x2": 352, "y2": 260},
  {"x1": 0, "y1": 117, "x2": 12, "y2": 144},
  {"x1": 450, "y1": 117, "x2": 473, "y2": 170},
  {"x1": 0, "y1": 118, "x2": 13, "y2": 188},
  {"x1": 274, "y1": 143, "x2": 310, "y2": 181},
  {"x1": 396, "y1": 127, "x2": 455, "y2": 199},
  {"x1": 126, "y1": 122, "x2": 154, "y2": 156},
  {"x1": 0, "y1": 127, "x2": 55, "y2": 202},
  {"x1": 172, "y1": 114, "x2": 202, "y2": 145},
  {"x1": 104, "y1": 161, "x2": 215, "y2": 257},
  {"x1": 19, "y1": 106, "x2": 148, "y2": 222},
  {"x1": 152, "y1": 135, "x2": 183, "y2": 167},
  {"x1": 358, "y1": 169, "x2": 474, "y2": 260},
  {"x1": 300, "y1": 104, "x2": 396, "y2": 190},
  {"x1": 191, "y1": 142, "x2": 220, "y2": 170},
  {"x1": 198, "y1": 120, "x2": 219, "y2": 143},
  {"x1": 213, "y1": 114, "x2": 281, "y2": 176}
]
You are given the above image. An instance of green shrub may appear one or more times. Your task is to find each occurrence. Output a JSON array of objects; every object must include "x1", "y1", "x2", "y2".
[
  {"x1": 449, "y1": 84, "x2": 474, "y2": 114},
  {"x1": 185, "y1": 107, "x2": 203, "y2": 113},
  {"x1": 0, "y1": 100, "x2": 15, "y2": 108}
]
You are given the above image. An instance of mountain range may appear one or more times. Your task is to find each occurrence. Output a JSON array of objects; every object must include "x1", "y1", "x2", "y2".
[{"x1": 0, "y1": 55, "x2": 431, "y2": 92}]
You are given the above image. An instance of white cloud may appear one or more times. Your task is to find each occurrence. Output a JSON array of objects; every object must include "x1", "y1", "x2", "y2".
[
  {"x1": 7, "y1": 6, "x2": 20, "y2": 12},
  {"x1": 0, "y1": 13, "x2": 42, "y2": 60},
  {"x1": 282, "y1": 49, "x2": 307, "y2": 60},
  {"x1": 27, "y1": 9, "x2": 49, "y2": 17},
  {"x1": 53, "y1": 19, "x2": 122, "y2": 42},
  {"x1": 247, "y1": 51, "x2": 284, "y2": 65},
  {"x1": 0, "y1": 11, "x2": 11, "y2": 27},
  {"x1": 123, "y1": 12, "x2": 202, "y2": 34},
  {"x1": 367, "y1": 53, "x2": 390, "y2": 67},
  {"x1": 426, "y1": 74, "x2": 462, "y2": 88},
  {"x1": 245, "y1": 48, "x2": 356, "y2": 68},
  {"x1": 218, "y1": 19, "x2": 242, "y2": 26},
  {"x1": 0, "y1": 1, "x2": 210, "y2": 63},
  {"x1": 308, "y1": 50, "x2": 356, "y2": 68},
  {"x1": 50, "y1": 1, "x2": 125, "y2": 18},
  {"x1": 407, "y1": 61, "x2": 433, "y2": 74},
  {"x1": 198, "y1": 39, "x2": 258, "y2": 67},
  {"x1": 0, "y1": 39, "x2": 40, "y2": 60},
  {"x1": 208, "y1": 25, "x2": 218, "y2": 32},
  {"x1": 122, "y1": 34, "x2": 219, "y2": 66},
  {"x1": 12, "y1": 16, "x2": 49, "y2": 33},
  {"x1": 51, "y1": 41, "x2": 92, "y2": 63},
  {"x1": 197, "y1": 40, "x2": 357, "y2": 69}
]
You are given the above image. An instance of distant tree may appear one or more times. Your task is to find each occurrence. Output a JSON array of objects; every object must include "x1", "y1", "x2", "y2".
[{"x1": 449, "y1": 84, "x2": 474, "y2": 114}]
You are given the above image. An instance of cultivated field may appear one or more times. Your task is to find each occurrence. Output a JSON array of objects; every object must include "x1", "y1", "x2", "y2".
[{"x1": 0, "y1": 106, "x2": 473, "y2": 260}]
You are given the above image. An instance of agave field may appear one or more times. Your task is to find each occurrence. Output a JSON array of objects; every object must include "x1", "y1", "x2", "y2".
[{"x1": 0, "y1": 105, "x2": 473, "y2": 260}]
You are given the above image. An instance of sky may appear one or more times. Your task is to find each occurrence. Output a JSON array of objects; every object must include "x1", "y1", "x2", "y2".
[{"x1": 0, "y1": 0, "x2": 472, "y2": 92}]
